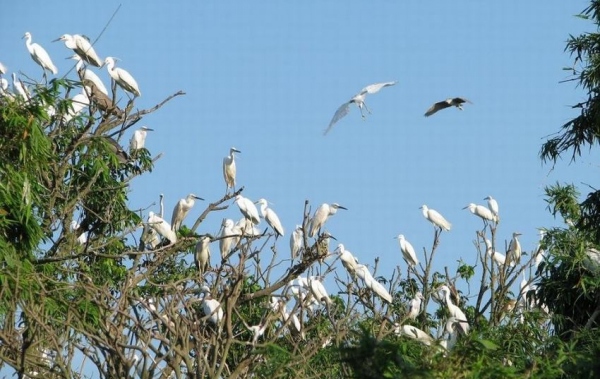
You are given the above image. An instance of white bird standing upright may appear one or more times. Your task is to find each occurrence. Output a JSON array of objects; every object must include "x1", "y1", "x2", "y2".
[
  {"x1": 395, "y1": 234, "x2": 419, "y2": 267},
  {"x1": 463, "y1": 203, "x2": 495, "y2": 223},
  {"x1": 200, "y1": 286, "x2": 223, "y2": 325},
  {"x1": 290, "y1": 225, "x2": 303, "y2": 260},
  {"x1": 12, "y1": 73, "x2": 29, "y2": 100},
  {"x1": 439, "y1": 285, "x2": 469, "y2": 334},
  {"x1": 483, "y1": 196, "x2": 499, "y2": 223},
  {"x1": 129, "y1": 126, "x2": 154, "y2": 152},
  {"x1": 256, "y1": 198, "x2": 284, "y2": 237},
  {"x1": 420, "y1": 205, "x2": 452, "y2": 231},
  {"x1": 140, "y1": 194, "x2": 164, "y2": 250},
  {"x1": 147, "y1": 211, "x2": 177, "y2": 244},
  {"x1": 406, "y1": 292, "x2": 423, "y2": 320},
  {"x1": 324, "y1": 81, "x2": 397, "y2": 135},
  {"x1": 171, "y1": 193, "x2": 204, "y2": 232},
  {"x1": 235, "y1": 195, "x2": 260, "y2": 225},
  {"x1": 307, "y1": 276, "x2": 332, "y2": 305},
  {"x1": 334, "y1": 244, "x2": 359, "y2": 275},
  {"x1": 223, "y1": 147, "x2": 241, "y2": 193},
  {"x1": 355, "y1": 264, "x2": 393, "y2": 303},
  {"x1": 507, "y1": 232, "x2": 523, "y2": 264},
  {"x1": 0, "y1": 78, "x2": 10, "y2": 98},
  {"x1": 23, "y1": 32, "x2": 58, "y2": 78},
  {"x1": 104, "y1": 57, "x2": 141, "y2": 97},
  {"x1": 195, "y1": 235, "x2": 211, "y2": 273},
  {"x1": 55, "y1": 34, "x2": 102, "y2": 67},
  {"x1": 308, "y1": 203, "x2": 347, "y2": 237},
  {"x1": 69, "y1": 54, "x2": 108, "y2": 95},
  {"x1": 219, "y1": 219, "x2": 236, "y2": 258}
]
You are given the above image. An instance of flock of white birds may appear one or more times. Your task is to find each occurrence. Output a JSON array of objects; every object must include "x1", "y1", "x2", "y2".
[{"x1": 1, "y1": 30, "x2": 548, "y2": 356}]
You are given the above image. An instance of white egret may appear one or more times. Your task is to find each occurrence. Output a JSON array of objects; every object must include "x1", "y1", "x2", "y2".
[
  {"x1": 463, "y1": 203, "x2": 494, "y2": 223},
  {"x1": 406, "y1": 292, "x2": 424, "y2": 320},
  {"x1": 12, "y1": 73, "x2": 29, "y2": 100},
  {"x1": 0, "y1": 78, "x2": 10, "y2": 98},
  {"x1": 69, "y1": 54, "x2": 108, "y2": 95},
  {"x1": 290, "y1": 225, "x2": 303, "y2": 260},
  {"x1": 534, "y1": 229, "x2": 546, "y2": 267},
  {"x1": 200, "y1": 286, "x2": 223, "y2": 325},
  {"x1": 420, "y1": 205, "x2": 452, "y2": 231},
  {"x1": 334, "y1": 244, "x2": 359, "y2": 275},
  {"x1": 439, "y1": 285, "x2": 469, "y2": 334},
  {"x1": 256, "y1": 198, "x2": 284, "y2": 237},
  {"x1": 424, "y1": 97, "x2": 471, "y2": 117},
  {"x1": 235, "y1": 217, "x2": 260, "y2": 236},
  {"x1": 55, "y1": 34, "x2": 102, "y2": 67},
  {"x1": 324, "y1": 81, "x2": 397, "y2": 135},
  {"x1": 308, "y1": 202, "x2": 347, "y2": 237},
  {"x1": 70, "y1": 220, "x2": 88, "y2": 245},
  {"x1": 140, "y1": 194, "x2": 163, "y2": 250},
  {"x1": 219, "y1": 219, "x2": 236, "y2": 258},
  {"x1": 235, "y1": 194, "x2": 260, "y2": 225},
  {"x1": 584, "y1": 247, "x2": 600, "y2": 274},
  {"x1": 507, "y1": 232, "x2": 522, "y2": 264},
  {"x1": 171, "y1": 193, "x2": 204, "y2": 231},
  {"x1": 483, "y1": 238, "x2": 508, "y2": 266},
  {"x1": 23, "y1": 32, "x2": 58, "y2": 78},
  {"x1": 519, "y1": 273, "x2": 530, "y2": 309},
  {"x1": 104, "y1": 57, "x2": 141, "y2": 97},
  {"x1": 223, "y1": 147, "x2": 241, "y2": 192},
  {"x1": 307, "y1": 276, "x2": 332, "y2": 305},
  {"x1": 63, "y1": 88, "x2": 90, "y2": 123},
  {"x1": 246, "y1": 322, "x2": 267, "y2": 346},
  {"x1": 483, "y1": 196, "x2": 499, "y2": 222},
  {"x1": 0, "y1": 61, "x2": 6, "y2": 76},
  {"x1": 396, "y1": 324, "x2": 433, "y2": 346},
  {"x1": 195, "y1": 235, "x2": 211, "y2": 273},
  {"x1": 395, "y1": 234, "x2": 419, "y2": 267},
  {"x1": 129, "y1": 126, "x2": 154, "y2": 152},
  {"x1": 147, "y1": 211, "x2": 177, "y2": 244},
  {"x1": 355, "y1": 264, "x2": 393, "y2": 303}
]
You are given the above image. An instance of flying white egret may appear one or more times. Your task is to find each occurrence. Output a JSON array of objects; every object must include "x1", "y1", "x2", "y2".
[
  {"x1": 507, "y1": 232, "x2": 522, "y2": 264},
  {"x1": 219, "y1": 219, "x2": 236, "y2": 258},
  {"x1": 104, "y1": 57, "x2": 141, "y2": 97},
  {"x1": 395, "y1": 234, "x2": 419, "y2": 267},
  {"x1": 324, "y1": 81, "x2": 397, "y2": 135},
  {"x1": 171, "y1": 193, "x2": 204, "y2": 231},
  {"x1": 290, "y1": 225, "x2": 303, "y2": 260},
  {"x1": 483, "y1": 196, "x2": 499, "y2": 222},
  {"x1": 12, "y1": 73, "x2": 30, "y2": 100},
  {"x1": 69, "y1": 54, "x2": 109, "y2": 95},
  {"x1": 256, "y1": 198, "x2": 284, "y2": 237},
  {"x1": 308, "y1": 202, "x2": 347, "y2": 237},
  {"x1": 200, "y1": 286, "x2": 223, "y2": 325},
  {"x1": 195, "y1": 235, "x2": 211, "y2": 273},
  {"x1": 439, "y1": 285, "x2": 469, "y2": 334},
  {"x1": 396, "y1": 324, "x2": 433, "y2": 346},
  {"x1": 406, "y1": 292, "x2": 424, "y2": 320},
  {"x1": 147, "y1": 211, "x2": 177, "y2": 244},
  {"x1": 334, "y1": 244, "x2": 359, "y2": 275},
  {"x1": 424, "y1": 97, "x2": 471, "y2": 117},
  {"x1": 355, "y1": 264, "x2": 393, "y2": 303},
  {"x1": 463, "y1": 203, "x2": 495, "y2": 223},
  {"x1": 63, "y1": 88, "x2": 90, "y2": 123},
  {"x1": 420, "y1": 205, "x2": 452, "y2": 231},
  {"x1": 307, "y1": 276, "x2": 332, "y2": 305},
  {"x1": 129, "y1": 126, "x2": 154, "y2": 152},
  {"x1": 223, "y1": 147, "x2": 241, "y2": 192},
  {"x1": 23, "y1": 32, "x2": 58, "y2": 78},
  {"x1": 235, "y1": 194, "x2": 260, "y2": 225},
  {"x1": 55, "y1": 34, "x2": 102, "y2": 67}
]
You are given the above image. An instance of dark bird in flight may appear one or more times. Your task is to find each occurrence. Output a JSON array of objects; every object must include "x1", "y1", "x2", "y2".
[{"x1": 424, "y1": 97, "x2": 471, "y2": 117}]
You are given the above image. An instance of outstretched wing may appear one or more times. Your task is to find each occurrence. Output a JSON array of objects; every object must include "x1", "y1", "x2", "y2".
[
  {"x1": 424, "y1": 100, "x2": 450, "y2": 117},
  {"x1": 324, "y1": 101, "x2": 351, "y2": 135},
  {"x1": 361, "y1": 81, "x2": 398, "y2": 95},
  {"x1": 453, "y1": 97, "x2": 472, "y2": 105}
]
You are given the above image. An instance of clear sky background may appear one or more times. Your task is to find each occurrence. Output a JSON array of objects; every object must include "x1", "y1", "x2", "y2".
[{"x1": 2, "y1": 0, "x2": 597, "y2": 350}]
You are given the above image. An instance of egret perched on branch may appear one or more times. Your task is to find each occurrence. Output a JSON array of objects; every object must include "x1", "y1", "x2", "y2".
[
  {"x1": 235, "y1": 195, "x2": 260, "y2": 225},
  {"x1": 147, "y1": 211, "x2": 177, "y2": 244},
  {"x1": 324, "y1": 81, "x2": 397, "y2": 135},
  {"x1": 424, "y1": 97, "x2": 471, "y2": 117},
  {"x1": 355, "y1": 264, "x2": 392, "y2": 303},
  {"x1": 200, "y1": 286, "x2": 223, "y2": 325},
  {"x1": 219, "y1": 219, "x2": 236, "y2": 258},
  {"x1": 439, "y1": 285, "x2": 469, "y2": 334},
  {"x1": 483, "y1": 196, "x2": 499, "y2": 222},
  {"x1": 223, "y1": 147, "x2": 241, "y2": 192},
  {"x1": 0, "y1": 61, "x2": 6, "y2": 76},
  {"x1": 70, "y1": 54, "x2": 108, "y2": 95},
  {"x1": 290, "y1": 225, "x2": 303, "y2": 260},
  {"x1": 307, "y1": 276, "x2": 332, "y2": 305},
  {"x1": 140, "y1": 194, "x2": 164, "y2": 250},
  {"x1": 406, "y1": 292, "x2": 423, "y2": 320},
  {"x1": 396, "y1": 324, "x2": 433, "y2": 346},
  {"x1": 308, "y1": 203, "x2": 347, "y2": 237},
  {"x1": 256, "y1": 198, "x2": 284, "y2": 237},
  {"x1": 463, "y1": 203, "x2": 494, "y2": 223},
  {"x1": 534, "y1": 229, "x2": 546, "y2": 267},
  {"x1": 507, "y1": 232, "x2": 522, "y2": 264},
  {"x1": 484, "y1": 238, "x2": 507, "y2": 266},
  {"x1": 70, "y1": 220, "x2": 88, "y2": 245},
  {"x1": 171, "y1": 193, "x2": 204, "y2": 231},
  {"x1": 23, "y1": 32, "x2": 58, "y2": 78},
  {"x1": 63, "y1": 88, "x2": 90, "y2": 123},
  {"x1": 55, "y1": 34, "x2": 102, "y2": 67},
  {"x1": 195, "y1": 235, "x2": 211, "y2": 274},
  {"x1": 129, "y1": 126, "x2": 154, "y2": 152},
  {"x1": 334, "y1": 244, "x2": 359, "y2": 276},
  {"x1": 11, "y1": 73, "x2": 29, "y2": 100},
  {"x1": 395, "y1": 234, "x2": 419, "y2": 267},
  {"x1": 420, "y1": 205, "x2": 452, "y2": 231},
  {"x1": 104, "y1": 57, "x2": 141, "y2": 97}
]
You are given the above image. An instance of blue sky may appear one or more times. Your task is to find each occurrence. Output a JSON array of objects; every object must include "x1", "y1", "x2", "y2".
[{"x1": 2, "y1": 0, "x2": 595, "y2": 323}]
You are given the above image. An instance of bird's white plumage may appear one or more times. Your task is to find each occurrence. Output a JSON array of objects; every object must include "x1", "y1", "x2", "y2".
[
  {"x1": 308, "y1": 203, "x2": 347, "y2": 237},
  {"x1": 58, "y1": 34, "x2": 102, "y2": 67},
  {"x1": 63, "y1": 89, "x2": 90, "y2": 123},
  {"x1": 420, "y1": 205, "x2": 452, "y2": 231},
  {"x1": 507, "y1": 232, "x2": 522, "y2": 264},
  {"x1": 355, "y1": 264, "x2": 392, "y2": 303},
  {"x1": 195, "y1": 236, "x2": 211, "y2": 273},
  {"x1": 290, "y1": 225, "x2": 303, "y2": 260},
  {"x1": 171, "y1": 193, "x2": 203, "y2": 231},
  {"x1": 396, "y1": 234, "x2": 419, "y2": 267},
  {"x1": 334, "y1": 244, "x2": 359, "y2": 275},
  {"x1": 463, "y1": 203, "x2": 495, "y2": 222},
  {"x1": 0, "y1": 61, "x2": 7, "y2": 76},
  {"x1": 223, "y1": 147, "x2": 240, "y2": 192},
  {"x1": 23, "y1": 32, "x2": 58, "y2": 75},
  {"x1": 483, "y1": 196, "x2": 499, "y2": 222},
  {"x1": 147, "y1": 211, "x2": 177, "y2": 244},
  {"x1": 70, "y1": 54, "x2": 108, "y2": 95},
  {"x1": 397, "y1": 325, "x2": 433, "y2": 346},
  {"x1": 104, "y1": 57, "x2": 141, "y2": 97},
  {"x1": 257, "y1": 198, "x2": 284, "y2": 237},
  {"x1": 307, "y1": 276, "x2": 332, "y2": 305},
  {"x1": 406, "y1": 292, "x2": 423, "y2": 320},
  {"x1": 219, "y1": 219, "x2": 236, "y2": 258},
  {"x1": 200, "y1": 287, "x2": 223, "y2": 325},
  {"x1": 235, "y1": 195, "x2": 260, "y2": 225},
  {"x1": 11, "y1": 73, "x2": 29, "y2": 100},
  {"x1": 130, "y1": 126, "x2": 154, "y2": 151},
  {"x1": 439, "y1": 285, "x2": 469, "y2": 334}
]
